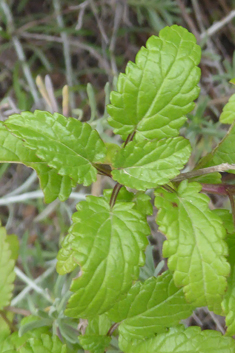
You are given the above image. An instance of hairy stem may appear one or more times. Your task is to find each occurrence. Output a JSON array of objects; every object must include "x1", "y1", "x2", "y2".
[{"x1": 173, "y1": 163, "x2": 235, "y2": 182}]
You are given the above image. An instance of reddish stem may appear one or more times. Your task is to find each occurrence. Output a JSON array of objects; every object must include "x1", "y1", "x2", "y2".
[{"x1": 201, "y1": 183, "x2": 235, "y2": 195}]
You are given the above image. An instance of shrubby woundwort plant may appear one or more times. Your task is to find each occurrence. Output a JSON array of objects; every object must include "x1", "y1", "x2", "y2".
[{"x1": 1, "y1": 25, "x2": 235, "y2": 352}]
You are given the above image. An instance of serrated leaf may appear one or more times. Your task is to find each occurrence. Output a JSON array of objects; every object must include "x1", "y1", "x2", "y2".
[
  {"x1": 0, "y1": 328, "x2": 49, "y2": 353},
  {"x1": 86, "y1": 314, "x2": 112, "y2": 335},
  {"x1": 0, "y1": 226, "x2": 16, "y2": 310},
  {"x1": 5, "y1": 235, "x2": 19, "y2": 261},
  {"x1": 79, "y1": 335, "x2": 111, "y2": 353},
  {"x1": 219, "y1": 94, "x2": 235, "y2": 124},
  {"x1": 0, "y1": 315, "x2": 11, "y2": 344},
  {"x1": 119, "y1": 326, "x2": 235, "y2": 353},
  {"x1": 104, "y1": 143, "x2": 121, "y2": 164},
  {"x1": 112, "y1": 137, "x2": 191, "y2": 190},
  {"x1": 213, "y1": 209, "x2": 235, "y2": 234},
  {"x1": 108, "y1": 270, "x2": 194, "y2": 340},
  {"x1": 5, "y1": 110, "x2": 106, "y2": 186},
  {"x1": 222, "y1": 234, "x2": 235, "y2": 336},
  {"x1": 18, "y1": 334, "x2": 66, "y2": 353},
  {"x1": 215, "y1": 209, "x2": 235, "y2": 335},
  {"x1": 57, "y1": 196, "x2": 150, "y2": 318},
  {"x1": 196, "y1": 99, "x2": 235, "y2": 173},
  {"x1": 154, "y1": 180, "x2": 229, "y2": 312},
  {"x1": 191, "y1": 172, "x2": 222, "y2": 185},
  {"x1": 79, "y1": 315, "x2": 112, "y2": 353},
  {"x1": 203, "y1": 121, "x2": 235, "y2": 172},
  {"x1": 103, "y1": 188, "x2": 153, "y2": 216},
  {"x1": 0, "y1": 123, "x2": 72, "y2": 203},
  {"x1": 108, "y1": 25, "x2": 201, "y2": 141}
]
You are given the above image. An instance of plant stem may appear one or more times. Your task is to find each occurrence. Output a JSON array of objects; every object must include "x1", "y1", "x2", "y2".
[
  {"x1": 201, "y1": 183, "x2": 235, "y2": 227},
  {"x1": 173, "y1": 163, "x2": 235, "y2": 182},
  {"x1": 107, "y1": 322, "x2": 120, "y2": 336},
  {"x1": 109, "y1": 183, "x2": 123, "y2": 208},
  {"x1": 95, "y1": 164, "x2": 112, "y2": 178},
  {"x1": 109, "y1": 131, "x2": 136, "y2": 208},
  {"x1": 227, "y1": 191, "x2": 235, "y2": 228},
  {"x1": 201, "y1": 184, "x2": 235, "y2": 195},
  {"x1": 124, "y1": 131, "x2": 136, "y2": 147},
  {"x1": 5, "y1": 306, "x2": 31, "y2": 316}
]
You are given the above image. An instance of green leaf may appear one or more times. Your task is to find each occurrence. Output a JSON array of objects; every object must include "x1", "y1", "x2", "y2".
[
  {"x1": 5, "y1": 110, "x2": 106, "y2": 186},
  {"x1": 108, "y1": 270, "x2": 194, "y2": 340},
  {"x1": 202, "y1": 121, "x2": 235, "y2": 172},
  {"x1": 190, "y1": 172, "x2": 222, "y2": 185},
  {"x1": 20, "y1": 335, "x2": 67, "y2": 353},
  {"x1": 222, "y1": 234, "x2": 235, "y2": 336},
  {"x1": 196, "y1": 99, "x2": 235, "y2": 173},
  {"x1": 0, "y1": 328, "x2": 49, "y2": 352},
  {"x1": 119, "y1": 326, "x2": 235, "y2": 353},
  {"x1": 103, "y1": 188, "x2": 153, "y2": 216},
  {"x1": 104, "y1": 143, "x2": 121, "y2": 164},
  {"x1": 112, "y1": 137, "x2": 191, "y2": 190},
  {"x1": 0, "y1": 226, "x2": 16, "y2": 310},
  {"x1": 213, "y1": 209, "x2": 235, "y2": 234},
  {"x1": 215, "y1": 211, "x2": 235, "y2": 336},
  {"x1": 219, "y1": 94, "x2": 235, "y2": 124},
  {"x1": 79, "y1": 314, "x2": 112, "y2": 353},
  {"x1": 86, "y1": 314, "x2": 112, "y2": 336},
  {"x1": 79, "y1": 335, "x2": 111, "y2": 353},
  {"x1": 154, "y1": 180, "x2": 229, "y2": 312},
  {"x1": 57, "y1": 196, "x2": 150, "y2": 318},
  {"x1": 5, "y1": 235, "x2": 19, "y2": 261},
  {"x1": 0, "y1": 315, "x2": 11, "y2": 344},
  {"x1": 2, "y1": 334, "x2": 67, "y2": 353},
  {"x1": 0, "y1": 123, "x2": 73, "y2": 203},
  {"x1": 108, "y1": 25, "x2": 201, "y2": 141}
]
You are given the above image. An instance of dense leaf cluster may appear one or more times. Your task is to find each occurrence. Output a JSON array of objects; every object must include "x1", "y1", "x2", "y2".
[{"x1": 1, "y1": 25, "x2": 235, "y2": 352}]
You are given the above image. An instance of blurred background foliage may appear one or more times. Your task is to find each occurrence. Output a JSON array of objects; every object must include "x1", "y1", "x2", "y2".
[{"x1": 1, "y1": 0, "x2": 235, "y2": 345}]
